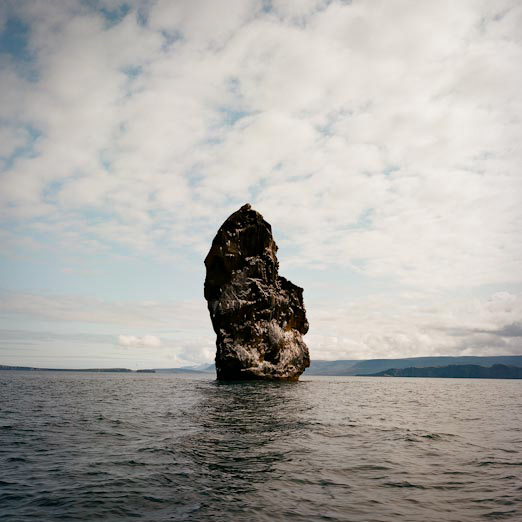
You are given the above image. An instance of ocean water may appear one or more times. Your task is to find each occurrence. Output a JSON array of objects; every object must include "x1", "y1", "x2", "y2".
[{"x1": 1, "y1": 372, "x2": 521, "y2": 522}]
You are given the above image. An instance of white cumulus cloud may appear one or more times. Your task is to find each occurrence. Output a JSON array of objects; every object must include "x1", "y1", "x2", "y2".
[
  {"x1": 0, "y1": 0, "x2": 521, "y2": 365},
  {"x1": 117, "y1": 334, "x2": 162, "y2": 348}
]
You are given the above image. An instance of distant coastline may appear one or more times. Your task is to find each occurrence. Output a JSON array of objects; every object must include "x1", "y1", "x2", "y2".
[
  {"x1": 0, "y1": 365, "x2": 211, "y2": 374},
  {"x1": 0, "y1": 365, "x2": 152, "y2": 373},
  {"x1": 2, "y1": 355, "x2": 522, "y2": 378}
]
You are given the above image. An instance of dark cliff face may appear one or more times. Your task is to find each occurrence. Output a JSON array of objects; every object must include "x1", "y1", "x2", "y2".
[{"x1": 204, "y1": 204, "x2": 310, "y2": 381}]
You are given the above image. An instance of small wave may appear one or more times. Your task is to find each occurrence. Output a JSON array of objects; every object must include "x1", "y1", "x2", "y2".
[
  {"x1": 482, "y1": 509, "x2": 519, "y2": 519},
  {"x1": 381, "y1": 481, "x2": 427, "y2": 489},
  {"x1": 112, "y1": 459, "x2": 147, "y2": 466},
  {"x1": 137, "y1": 447, "x2": 176, "y2": 455},
  {"x1": 350, "y1": 464, "x2": 391, "y2": 471},
  {"x1": 477, "y1": 460, "x2": 522, "y2": 467},
  {"x1": 143, "y1": 495, "x2": 168, "y2": 503}
]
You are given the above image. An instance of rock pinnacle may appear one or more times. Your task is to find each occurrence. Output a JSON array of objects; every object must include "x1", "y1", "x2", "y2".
[{"x1": 204, "y1": 204, "x2": 310, "y2": 380}]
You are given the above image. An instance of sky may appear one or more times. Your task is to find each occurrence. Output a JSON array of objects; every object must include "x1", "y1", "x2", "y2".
[{"x1": 0, "y1": 0, "x2": 521, "y2": 369}]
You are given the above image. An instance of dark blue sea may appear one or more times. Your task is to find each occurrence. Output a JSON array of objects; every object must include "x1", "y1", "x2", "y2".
[{"x1": 1, "y1": 372, "x2": 521, "y2": 521}]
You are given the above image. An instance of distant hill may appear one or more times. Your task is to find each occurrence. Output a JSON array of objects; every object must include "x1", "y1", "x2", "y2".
[
  {"x1": 365, "y1": 364, "x2": 522, "y2": 379},
  {"x1": 303, "y1": 360, "x2": 359, "y2": 375},
  {"x1": 304, "y1": 356, "x2": 522, "y2": 376}
]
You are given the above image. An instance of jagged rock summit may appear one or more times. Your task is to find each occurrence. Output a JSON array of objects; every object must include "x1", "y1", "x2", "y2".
[{"x1": 204, "y1": 204, "x2": 310, "y2": 381}]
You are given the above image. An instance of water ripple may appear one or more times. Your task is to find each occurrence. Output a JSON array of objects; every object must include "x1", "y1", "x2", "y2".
[{"x1": 1, "y1": 372, "x2": 521, "y2": 521}]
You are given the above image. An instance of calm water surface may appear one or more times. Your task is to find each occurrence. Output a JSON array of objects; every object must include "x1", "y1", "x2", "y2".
[{"x1": 1, "y1": 372, "x2": 521, "y2": 521}]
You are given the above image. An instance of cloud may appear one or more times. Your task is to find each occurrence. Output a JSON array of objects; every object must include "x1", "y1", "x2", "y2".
[
  {"x1": 0, "y1": 1, "x2": 521, "y2": 366},
  {"x1": 0, "y1": 291, "x2": 211, "y2": 331},
  {"x1": 0, "y1": 124, "x2": 31, "y2": 158},
  {"x1": 307, "y1": 291, "x2": 522, "y2": 360},
  {"x1": 0, "y1": 326, "x2": 212, "y2": 368},
  {"x1": 464, "y1": 321, "x2": 522, "y2": 338},
  {"x1": 117, "y1": 334, "x2": 162, "y2": 347},
  {"x1": 0, "y1": 0, "x2": 519, "y2": 290},
  {"x1": 0, "y1": 329, "x2": 115, "y2": 344},
  {"x1": 492, "y1": 322, "x2": 522, "y2": 338},
  {"x1": 2, "y1": 289, "x2": 522, "y2": 363}
]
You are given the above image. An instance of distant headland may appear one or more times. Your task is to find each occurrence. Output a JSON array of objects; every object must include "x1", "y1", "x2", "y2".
[
  {"x1": 363, "y1": 364, "x2": 522, "y2": 379},
  {"x1": 304, "y1": 355, "x2": 522, "y2": 376}
]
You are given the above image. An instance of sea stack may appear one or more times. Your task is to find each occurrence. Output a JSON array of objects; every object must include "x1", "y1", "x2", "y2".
[{"x1": 204, "y1": 204, "x2": 310, "y2": 381}]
